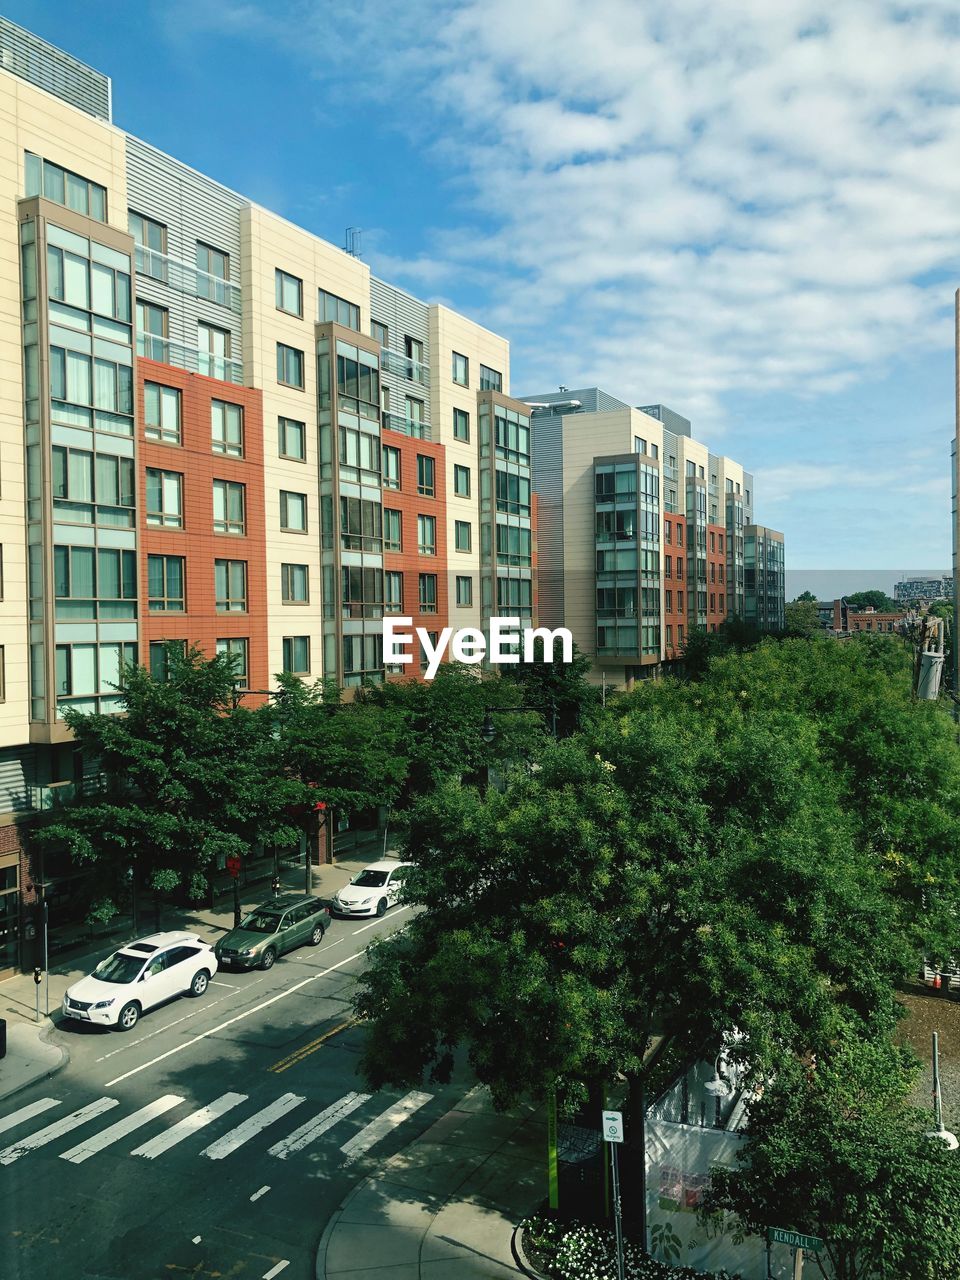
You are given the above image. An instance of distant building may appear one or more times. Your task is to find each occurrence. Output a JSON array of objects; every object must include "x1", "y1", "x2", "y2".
[
  {"x1": 820, "y1": 599, "x2": 909, "y2": 635},
  {"x1": 894, "y1": 577, "x2": 953, "y2": 603}
]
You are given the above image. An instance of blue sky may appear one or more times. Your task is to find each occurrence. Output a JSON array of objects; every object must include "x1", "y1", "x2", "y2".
[{"x1": 9, "y1": 0, "x2": 959, "y2": 584}]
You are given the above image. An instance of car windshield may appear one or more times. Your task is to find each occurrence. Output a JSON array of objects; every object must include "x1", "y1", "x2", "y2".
[
  {"x1": 241, "y1": 913, "x2": 282, "y2": 933},
  {"x1": 351, "y1": 870, "x2": 388, "y2": 888},
  {"x1": 92, "y1": 952, "x2": 146, "y2": 984}
]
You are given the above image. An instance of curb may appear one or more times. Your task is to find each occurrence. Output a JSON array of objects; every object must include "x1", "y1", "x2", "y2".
[
  {"x1": 0, "y1": 1022, "x2": 70, "y2": 1104},
  {"x1": 511, "y1": 1220, "x2": 551, "y2": 1279}
]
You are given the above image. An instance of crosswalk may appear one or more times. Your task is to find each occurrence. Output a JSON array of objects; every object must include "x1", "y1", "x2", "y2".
[{"x1": 0, "y1": 1086, "x2": 434, "y2": 1170}]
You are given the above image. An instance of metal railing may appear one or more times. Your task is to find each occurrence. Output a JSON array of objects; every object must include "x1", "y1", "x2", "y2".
[
  {"x1": 380, "y1": 347, "x2": 428, "y2": 385},
  {"x1": 136, "y1": 333, "x2": 244, "y2": 385},
  {"x1": 134, "y1": 244, "x2": 242, "y2": 313},
  {"x1": 382, "y1": 411, "x2": 430, "y2": 439}
]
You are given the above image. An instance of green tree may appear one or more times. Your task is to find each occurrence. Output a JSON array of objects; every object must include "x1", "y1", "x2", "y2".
[
  {"x1": 784, "y1": 597, "x2": 821, "y2": 636},
  {"x1": 704, "y1": 1034, "x2": 960, "y2": 1280},
  {"x1": 846, "y1": 589, "x2": 897, "y2": 612},
  {"x1": 34, "y1": 645, "x2": 301, "y2": 924},
  {"x1": 795, "y1": 590, "x2": 818, "y2": 602},
  {"x1": 500, "y1": 638, "x2": 601, "y2": 735}
]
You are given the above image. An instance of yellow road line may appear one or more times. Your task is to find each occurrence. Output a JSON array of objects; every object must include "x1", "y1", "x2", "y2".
[{"x1": 268, "y1": 1018, "x2": 358, "y2": 1073}]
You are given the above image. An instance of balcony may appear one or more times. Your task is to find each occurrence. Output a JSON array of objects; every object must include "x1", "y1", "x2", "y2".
[
  {"x1": 380, "y1": 347, "x2": 428, "y2": 385},
  {"x1": 134, "y1": 245, "x2": 242, "y2": 313},
  {"x1": 137, "y1": 333, "x2": 244, "y2": 385},
  {"x1": 382, "y1": 412, "x2": 430, "y2": 440}
]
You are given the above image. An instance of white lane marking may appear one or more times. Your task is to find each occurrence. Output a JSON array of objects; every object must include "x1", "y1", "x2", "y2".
[
  {"x1": 130, "y1": 1092, "x2": 247, "y2": 1159},
  {"x1": 339, "y1": 1091, "x2": 433, "y2": 1165},
  {"x1": 210, "y1": 981, "x2": 237, "y2": 988},
  {"x1": 267, "y1": 1091, "x2": 370, "y2": 1159},
  {"x1": 0, "y1": 1098, "x2": 119, "y2": 1165},
  {"x1": 94, "y1": 988, "x2": 244, "y2": 1062},
  {"x1": 201, "y1": 1094, "x2": 305, "y2": 1161},
  {"x1": 351, "y1": 904, "x2": 412, "y2": 935},
  {"x1": 59, "y1": 1095, "x2": 184, "y2": 1164},
  {"x1": 249, "y1": 1185, "x2": 270, "y2": 1202},
  {"x1": 0, "y1": 1098, "x2": 60, "y2": 1137},
  {"x1": 105, "y1": 948, "x2": 369, "y2": 1087},
  {"x1": 263, "y1": 1262, "x2": 290, "y2": 1280}
]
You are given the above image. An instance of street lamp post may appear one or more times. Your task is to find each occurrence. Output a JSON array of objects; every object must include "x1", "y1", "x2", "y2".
[{"x1": 925, "y1": 1031, "x2": 959, "y2": 1149}]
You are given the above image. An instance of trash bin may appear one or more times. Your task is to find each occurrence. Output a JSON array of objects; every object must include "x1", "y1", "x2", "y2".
[{"x1": 0, "y1": 1017, "x2": 6, "y2": 1060}]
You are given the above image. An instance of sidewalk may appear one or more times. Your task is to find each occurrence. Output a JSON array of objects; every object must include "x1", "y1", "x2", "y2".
[
  {"x1": 317, "y1": 1085, "x2": 545, "y2": 1279},
  {"x1": 0, "y1": 850, "x2": 387, "y2": 1098}
]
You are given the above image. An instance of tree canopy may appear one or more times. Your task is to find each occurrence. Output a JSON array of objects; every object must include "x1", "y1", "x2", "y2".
[{"x1": 846, "y1": 589, "x2": 898, "y2": 612}]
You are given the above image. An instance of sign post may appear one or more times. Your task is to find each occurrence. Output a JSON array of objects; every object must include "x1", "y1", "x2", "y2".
[
  {"x1": 602, "y1": 1110, "x2": 625, "y2": 1280},
  {"x1": 546, "y1": 1088, "x2": 559, "y2": 1211}
]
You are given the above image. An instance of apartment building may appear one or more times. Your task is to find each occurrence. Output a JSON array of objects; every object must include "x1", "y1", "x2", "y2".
[
  {"x1": 525, "y1": 388, "x2": 783, "y2": 687},
  {"x1": 0, "y1": 16, "x2": 535, "y2": 976}
]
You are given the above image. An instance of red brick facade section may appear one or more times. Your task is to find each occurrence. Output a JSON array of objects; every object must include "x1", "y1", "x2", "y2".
[
  {"x1": 662, "y1": 513, "x2": 687, "y2": 659},
  {"x1": 136, "y1": 360, "x2": 270, "y2": 699},
  {"x1": 706, "y1": 523, "x2": 727, "y2": 632},
  {"x1": 383, "y1": 428, "x2": 448, "y2": 680}
]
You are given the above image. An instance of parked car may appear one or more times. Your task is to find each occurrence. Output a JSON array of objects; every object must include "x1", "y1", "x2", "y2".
[
  {"x1": 331, "y1": 860, "x2": 414, "y2": 918},
  {"x1": 62, "y1": 931, "x2": 218, "y2": 1032},
  {"x1": 214, "y1": 893, "x2": 332, "y2": 971}
]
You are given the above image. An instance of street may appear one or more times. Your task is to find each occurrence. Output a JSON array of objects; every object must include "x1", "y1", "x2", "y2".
[{"x1": 0, "y1": 904, "x2": 464, "y2": 1280}]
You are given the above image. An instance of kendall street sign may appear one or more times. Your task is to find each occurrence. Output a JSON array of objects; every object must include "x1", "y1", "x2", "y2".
[{"x1": 767, "y1": 1228, "x2": 824, "y2": 1252}]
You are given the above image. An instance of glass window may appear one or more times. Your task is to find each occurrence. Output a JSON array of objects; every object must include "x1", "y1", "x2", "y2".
[
  {"x1": 453, "y1": 408, "x2": 470, "y2": 441},
  {"x1": 129, "y1": 210, "x2": 165, "y2": 253},
  {"x1": 384, "y1": 509, "x2": 402, "y2": 552},
  {"x1": 405, "y1": 336, "x2": 424, "y2": 364},
  {"x1": 417, "y1": 513, "x2": 436, "y2": 556},
  {"x1": 196, "y1": 242, "x2": 230, "y2": 302},
  {"x1": 419, "y1": 573, "x2": 437, "y2": 614},
  {"x1": 417, "y1": 454, "x2": 435, "y2": 496},
  {"x1": 452, "y1": 352, "x2": 469, "y2": 386},
  {"x1": 455, "y1": 520, "x2": 472, "y2": 552},
  {"x1": 456, "y1": 575, "x2": 473, "y2": 606},
  {"x1": 279, "y1": 416, "x2": 306, "y2": 460},
  {"x1": 495, "y1": 471, "x2": 531, "y2": 516},
  {"x1": 339, "y1": 497, "x2": 382, "y2": 552},
  {"x1": 275, "y1": 269, "x2": 303, "y2": 317},
  {"x1": 282, "y1": 636, "x2": 310, "y2": 675},
  {"x1": 454, "y1": 464, "x2": 471, "y2": 497},
  {"x1": 146, "y1": 468, "x2": 183, "y2": 528},
  {"x1": 26, "y1": 152, "x2": 106, "y2": 220},
  {"x1": 371, "y1": 319, "x2": 388, "y2": 347},
  {"x1": 215, "y1": 559, "x2": 247, "y2": 612},
  {"x1": 199, "y1": 321, "x2": 230, "y2": 355},
  {"x1": 382, "y1": 444, "x2": 401, "y2": 490},
  {"x1": 385, "y1": 570, "x2": 403, "y2": 613},
  {"x1": 318, "y1": 289, "x2": 360, "y2": 330},
  {"x1": 281, "y1": 563, "x2": 309, "y2": 603},
  {"x1": 212, "y1": 400, "x2": 244, "y2": 457},
  {"x1": 144, "y1": 383, "x2": 181, "y2": 444},
  {"x1": 213, "y1": 479, "x2": 246, "y2": 535},
  {"x1": 479, "y1": 364, "x2": 502, "y2": 392},
  {"x1": 149, "y1": 639, "x2": 186, "y2": 681},
  {"x1": 277, "y1": 342, "x2": 304, "y2": 388},
  {"x1": 216, "y1": 637, "x2": 248, "y2": 683},
  {"x1": 147, "y1": 555, "x2": 185, "y2": 612},
  {"x1": 280, "y1": 490, "x2": 307, "y2": 532}
]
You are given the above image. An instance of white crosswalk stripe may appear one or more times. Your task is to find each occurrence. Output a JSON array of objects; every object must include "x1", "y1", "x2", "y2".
[
  {"x1": 59, "y1": 1095, "x2": 185, "y2": 1164},
  {"x1": 339, "y1": 1090, "x2": 433, "y2": 1165},
  {"x1": 130, "y1": 1092, "x2": 247, "y2": 1159},
  {"x1": 0, "y1": 1098, "x2": 60, "y2": 1138},
  {"x1": 201, "y1": 1093, "x2": 305, "y2": 1161},
  {"x1": 267, "y1": 1091, "x2": 370, "y2": 1159},
  {"x1": 0, "y1": 1098, "x2": 119, "y2": 1165}
]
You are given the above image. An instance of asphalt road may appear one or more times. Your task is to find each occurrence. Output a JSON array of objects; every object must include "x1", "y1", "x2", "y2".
[{"x1": 0, "y1": 904, "x2": 464, "y2": 1280}]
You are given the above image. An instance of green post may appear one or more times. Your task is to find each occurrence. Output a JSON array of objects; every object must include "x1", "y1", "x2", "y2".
[{"x1": 547, "y1": 1087, "x2": 559, "y2": 1211}]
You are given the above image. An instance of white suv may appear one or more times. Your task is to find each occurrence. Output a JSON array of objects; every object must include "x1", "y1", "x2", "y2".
[
  {"x1": 332, "y1": 861, "x2": 414, "y2": 918},
  {"x1": 62, "y1": 931, "x2": 218, "y2": 1031}
]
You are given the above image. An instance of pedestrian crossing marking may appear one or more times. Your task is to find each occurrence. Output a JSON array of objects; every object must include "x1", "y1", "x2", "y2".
[
  {"x1": 340, "y1": 1090, "x2": 433, "y2": 1164},
  {"x1": 267, "y1": 1090, "x2": 370, "y2": 1159},
  {"x1": 130, "y1": 1092, "x2": 247, "y2": 1159},
  {"x1": 60, "y1": 1095, "x2": 185, "y2": 1164},
  {"x1": 0, "y1": 1098, "x2": 119, "y2": 1165},
  {"x1": 0, "y1": 1098, "x2": 60, "y2": 1138},
  {"x1": 201, "y1": 1093, "x2": 305, "y2": 1160}
]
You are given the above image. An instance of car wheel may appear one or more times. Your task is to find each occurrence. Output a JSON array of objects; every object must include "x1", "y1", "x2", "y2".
[
  {"x1": 260, "y1": 947, "x2": 276, "y2": 971},
  {"x1": 117, "y1": 1002, "x2": 140, "y2": 1032},
  {"x1": 309, "y1": 924, "x2": 325, "y2": 946},
  {"x1": 376, "y1": 897, "x2": 388, "y2": 917},
  {"x1": 189, "y1": 969, "x2": 210, "y2": 997}
]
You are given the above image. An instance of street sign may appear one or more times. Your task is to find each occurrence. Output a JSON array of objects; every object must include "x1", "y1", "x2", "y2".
[
  {"x1": 767, "y1": 1228, "x2": 824, "y2": 1253},
  {"x1": 602, "y1": 1109, "x2": 624, "y2": 1143}
]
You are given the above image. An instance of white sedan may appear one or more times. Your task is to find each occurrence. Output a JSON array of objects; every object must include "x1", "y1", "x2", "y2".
[
  {"x1": 62, "y1": 931, "x2": 218, "y2": 1031},
  {"x1": 331, "y1": 861, "x2": 414, "y2": 918}
]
